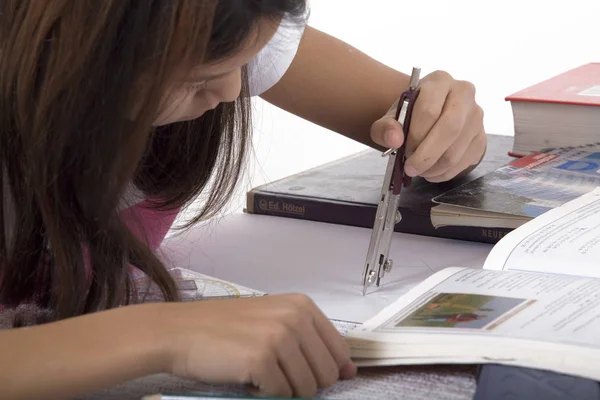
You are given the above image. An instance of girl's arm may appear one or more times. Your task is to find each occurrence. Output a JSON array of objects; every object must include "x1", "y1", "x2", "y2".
[
  {"x1": 261, "y1": 25, "x2": 486, "y2": 182},
  {"x1": 261, "y1": 25, "x2": 410, "y2": 149},
  {"x1": 0, "y1": 294, "x2": 354, "y2": 400},
  {"x1": 0, "y1": 303, "x2": 169, "y2": 399}
]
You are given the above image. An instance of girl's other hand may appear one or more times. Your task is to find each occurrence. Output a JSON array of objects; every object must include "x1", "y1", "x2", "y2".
[{"x1": 161, "y1": 293, "x2": 357, "y2": 398}]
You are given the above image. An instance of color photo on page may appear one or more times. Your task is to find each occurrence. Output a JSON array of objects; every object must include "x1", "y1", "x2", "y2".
[{"x1": 394, "y1": 293, "x2": 534, "y2": 330}]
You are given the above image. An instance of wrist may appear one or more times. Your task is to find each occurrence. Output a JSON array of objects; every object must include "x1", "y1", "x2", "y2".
[
  {"x1": 151, "y1": 300, "x2": 219, "y2": 379},
  {"x1": 135, "y1": 302, "x2": 178, "y2": 375}
]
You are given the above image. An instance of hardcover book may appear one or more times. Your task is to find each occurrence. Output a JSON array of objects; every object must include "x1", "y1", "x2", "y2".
[
  {"x1": 245, "y1": 134, "x2": 516, "y2": 244},
  {"x1": 505, "y1": 62, "x2": 600, "y2": 156}
]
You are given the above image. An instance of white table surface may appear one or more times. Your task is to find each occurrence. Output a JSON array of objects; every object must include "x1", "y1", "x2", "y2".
[{"x1": 160, "y1": 212, "x2": 494, "y2": 323}]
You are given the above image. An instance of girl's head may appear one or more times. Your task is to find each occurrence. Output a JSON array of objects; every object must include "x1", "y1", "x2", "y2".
[
  {"x1": 0, "y1": 0, "x2": 307, "y2": 320},
  {"x1": 152, "y1": 1, "x2": 299, "y2": 126}
]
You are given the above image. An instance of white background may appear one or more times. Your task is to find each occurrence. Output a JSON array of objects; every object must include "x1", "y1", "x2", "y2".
[{"x1": 183, "y1": 0, "x2": 600, "y2": 220}]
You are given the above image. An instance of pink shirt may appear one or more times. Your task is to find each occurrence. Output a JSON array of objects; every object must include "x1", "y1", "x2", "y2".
[{"x1": 120, "y1": 199, "x2": 181, "y2": 253}]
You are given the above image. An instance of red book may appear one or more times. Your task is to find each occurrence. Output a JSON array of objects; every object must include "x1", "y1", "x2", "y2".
[
  {"x1": 505, "y1": 63, "x2": 600, "y2": 157},
  {"x1": 506, "y1": 63, "x2": 600, "y2": 106}
]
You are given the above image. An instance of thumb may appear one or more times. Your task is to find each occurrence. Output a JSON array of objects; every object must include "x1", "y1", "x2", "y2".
[
  {"x1": 370, "y1": 100, "x2": 405, "y2": 149},
  {"x1": 370, "y1": 116, "x2": 404, "y2": 149}
]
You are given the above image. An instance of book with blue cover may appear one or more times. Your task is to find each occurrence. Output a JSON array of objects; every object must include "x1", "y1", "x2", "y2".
[{"x1": 431, "y1": 142, "x2": 600, "y2": 227}]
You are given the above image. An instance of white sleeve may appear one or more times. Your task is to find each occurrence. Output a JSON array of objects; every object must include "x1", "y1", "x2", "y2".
[{"x1": 246, "y1": 18, "x2": 306, "y2": 96}]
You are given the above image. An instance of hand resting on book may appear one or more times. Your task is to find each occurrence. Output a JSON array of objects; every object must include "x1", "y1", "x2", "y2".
[
  {"x1": 0, "y1": 293, "x2": 356, "y2": 400},
  {"x1": 165, "y1": 293, "x2": 357, "y2": 398}
]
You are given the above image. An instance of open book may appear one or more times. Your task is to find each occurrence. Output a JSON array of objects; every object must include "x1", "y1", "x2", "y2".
[{"x1": 346, "y1": 186, "x2": 600, "y2": 382}]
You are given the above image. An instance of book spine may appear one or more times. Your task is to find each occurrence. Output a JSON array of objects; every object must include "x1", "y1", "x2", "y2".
[{"x1": 246, "y1": 191, "x2": 511, "y2": 244}]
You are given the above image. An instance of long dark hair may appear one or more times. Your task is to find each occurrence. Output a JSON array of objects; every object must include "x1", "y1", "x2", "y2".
[{"x1": 0, "y1": 0, "x2": 307, "y2": 321}]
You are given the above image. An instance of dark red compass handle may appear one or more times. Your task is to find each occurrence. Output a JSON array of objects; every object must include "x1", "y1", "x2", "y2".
[{"x1": 392, "y1": 87, "x2": 420, "y2": 195}]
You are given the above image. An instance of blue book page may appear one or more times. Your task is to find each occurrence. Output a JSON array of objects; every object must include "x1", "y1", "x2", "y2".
[{"x1": 434, "y1": 145, "x2": 600, "y2": 218}]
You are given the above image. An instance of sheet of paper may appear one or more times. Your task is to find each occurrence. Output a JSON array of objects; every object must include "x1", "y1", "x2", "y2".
[
  {"x1": 483, "y1": 186, "x2": 600, "y2": 278},
  {"x1": 160, "y1": 213, "x2": 493, "y2": 323},
  {"x1": 330, "y1": 319, "x2": 361, "y2": 336}
]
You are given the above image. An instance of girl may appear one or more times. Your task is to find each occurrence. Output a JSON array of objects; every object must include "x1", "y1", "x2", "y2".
[{"x1": 0, "y1": 0, "x2": 485, "y2": 398}]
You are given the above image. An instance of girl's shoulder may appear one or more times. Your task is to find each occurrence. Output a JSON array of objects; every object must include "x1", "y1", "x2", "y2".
[{"x1": 246, "y1": 16, "x2": 307, "y2": 96}]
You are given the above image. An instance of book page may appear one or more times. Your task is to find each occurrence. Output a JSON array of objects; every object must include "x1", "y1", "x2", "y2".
[
  {"x1": 350, "y1": 266, "x2": 600, "y2": 347},
  {"x1": 346, "y1": 266, "x2": 600, "y2": 379},
  {"x1": 483, "y1": 186, "x2": 600, "y2": 278}
]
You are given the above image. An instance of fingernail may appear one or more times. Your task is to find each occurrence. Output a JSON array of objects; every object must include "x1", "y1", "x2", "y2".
[
  {"x1": 340, "y1": 362, "x2": 358, "y2": 380},
  {"x1": 404, "y1": 163, "x2": 417, "y2": 177},
  {"x1": 384, "y1": 129, "x2": 402, "y2": 148}
]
